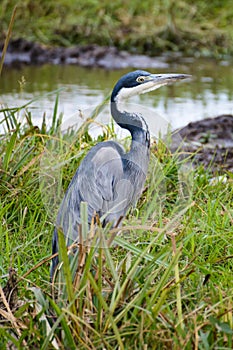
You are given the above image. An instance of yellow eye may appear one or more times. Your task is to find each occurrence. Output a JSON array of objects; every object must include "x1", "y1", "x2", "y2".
[{"x1": 136, "y1": 76, "x2": 145, "y2": 83}]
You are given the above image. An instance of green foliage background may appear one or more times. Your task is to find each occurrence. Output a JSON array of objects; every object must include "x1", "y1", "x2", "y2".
[{"x1": 1, "y1": 0, "x2": 233, "y2": 57}]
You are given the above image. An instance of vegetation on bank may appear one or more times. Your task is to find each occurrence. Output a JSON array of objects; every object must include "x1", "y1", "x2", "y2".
[
  {"x1": 1, "y1": 0, "x2": 233, "y2": 58},
  {"x1": 0, "y1": 97, "x2": 232, "y2": 348}
]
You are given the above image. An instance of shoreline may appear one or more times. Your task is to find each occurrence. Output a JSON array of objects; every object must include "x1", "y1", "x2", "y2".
[{"x1": 0, "y1": 38, "x2": 202, "y2": 70}]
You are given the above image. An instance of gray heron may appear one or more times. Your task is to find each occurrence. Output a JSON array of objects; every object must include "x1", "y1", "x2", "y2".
[{"x1": 51, "y1": 70, "x2": 190, "y2": 279}]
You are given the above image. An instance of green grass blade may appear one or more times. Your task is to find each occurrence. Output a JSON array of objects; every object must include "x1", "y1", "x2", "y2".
[
  {"x1": 57, "y1": 228, "x2": 77, "y2": 316},
  {"x1": 50, "y1": 93, "x2": 59, "y2": 135},
  {"x1": 87, "y1": 271, "x2": 124, "y2": 350},
  {"x1": 43, "y1": 297, "x2": 77, "y2": 350},
  {"x1": 114, "y1": 235, "x2": 168, "y2": 267},
  {"x1": 2, "y1": 126, "x2": 19, "y2": 172},
  {"x1": 0, "y1": 6, "x2": 17, "y2": 76}
]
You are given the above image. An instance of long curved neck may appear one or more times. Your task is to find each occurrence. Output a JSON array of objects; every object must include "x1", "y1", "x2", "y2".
[{"x1": 110, "y1": 98, "x2": 150, "y2": 149}]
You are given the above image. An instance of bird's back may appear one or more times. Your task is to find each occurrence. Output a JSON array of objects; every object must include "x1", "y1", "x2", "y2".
[
  {"x1": 55, "y1": 138, "x2": 149, "y2": 239},
  {"x1": 55, "y1": 141, "x2": 126, "y2": 240}
]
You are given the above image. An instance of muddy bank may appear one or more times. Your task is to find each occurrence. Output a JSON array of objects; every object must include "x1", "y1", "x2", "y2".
[
  {"x1": 2, "y1": 38, "x2": 169, "y2": 70},
  {"x1": 172, "y1": 115, "x2": 233, "y2": 172}
]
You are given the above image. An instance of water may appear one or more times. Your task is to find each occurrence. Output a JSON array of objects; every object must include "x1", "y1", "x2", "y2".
[{"x1": 1, "y1": 58, "x2": 233, "y2": 137}]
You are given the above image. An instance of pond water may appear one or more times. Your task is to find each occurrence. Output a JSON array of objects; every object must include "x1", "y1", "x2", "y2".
[{"x1": 1, "y1": 57, "x2": 233, "y2": 138}]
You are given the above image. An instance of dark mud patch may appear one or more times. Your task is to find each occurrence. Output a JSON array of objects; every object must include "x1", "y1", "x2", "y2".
[
  {"x1": 172, "y1": 115, "x2": 233, "y2": 172},
  {"x1": 2, "y1": 38, "x2": 169, "y2": 69}
]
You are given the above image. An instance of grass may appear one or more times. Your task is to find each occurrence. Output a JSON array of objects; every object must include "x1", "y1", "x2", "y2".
[
  {"x1": 1, "y1": 0, "x2": 233, "y2": 57},
  {"x1": 0, "y1": 95, "x2": 232, "y2": 349}
]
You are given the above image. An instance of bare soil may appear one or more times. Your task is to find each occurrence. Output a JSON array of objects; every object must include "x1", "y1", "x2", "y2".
[{"x1": 172, "y1": 115, "x2": 233, "y2": 172}]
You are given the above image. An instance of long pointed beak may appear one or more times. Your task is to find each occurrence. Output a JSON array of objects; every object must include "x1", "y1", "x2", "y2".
[
  {"x1": 137, "y1": 73, "x2": 191, "y2": 95},
  {"x1": 147, "y1": 73, "x2": 191, "y2": 91}
]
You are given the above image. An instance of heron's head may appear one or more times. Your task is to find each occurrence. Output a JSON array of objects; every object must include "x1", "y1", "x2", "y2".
[{"x1": 111, "y1": 70, "x2": 191, "y2": 102}]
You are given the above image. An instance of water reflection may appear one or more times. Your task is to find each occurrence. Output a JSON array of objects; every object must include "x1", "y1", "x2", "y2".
[{"x1": 0, "y1": 59, "x2": 232, "y2": 135}]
